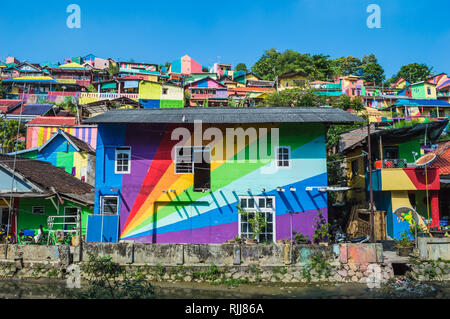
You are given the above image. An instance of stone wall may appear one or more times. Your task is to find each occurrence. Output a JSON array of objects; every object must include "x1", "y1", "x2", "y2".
[{"x1": 0, "y1": 242, "x2": 448, "y2": 284}]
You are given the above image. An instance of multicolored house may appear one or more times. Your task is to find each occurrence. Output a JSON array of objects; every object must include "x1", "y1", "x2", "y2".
[
  {"x1": 25, "y1": 116, "x2": 98, "y2": 150},
  {"x1": 336, "y1": 75, "x2": 365, "y2": 97},
  {"x1": 169, "y1": 55, "x2": 204, "y2": 76},
  {"x1": 138, "y1": 81, "x2": 184, "y2": 109},
  {"x1": 341, "y1": 120, "x2": 448, "y2": 239},
  {"x1": 83, "y1": 107, "x2": 363, "y2": 243},
  {"x1": 44, "y1": 62, "x2": 92, "y2": 87},
  {"x1": 310, "y1": 81, "x2": 343, "y2": 97},
  {"x1": 410, "y1": 81, "x2": 437, "y2": 100},
  {"x1": 185, "y1": 77, "x2": 228, "y2": 107},
  {"x1": 0, "y1": 155, "x2": 94, "y2": 241},
  {"x1": 9, "y1": 129, "x2": 96, "y2": 186}
]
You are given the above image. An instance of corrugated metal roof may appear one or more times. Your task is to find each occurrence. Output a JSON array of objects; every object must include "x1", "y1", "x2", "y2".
[
  {"x1": 26, "y1": 116, "x2": 78, "y2": 126},
  {"x1": 83, "y1": 107, "x2": 364, "y2": 124},
  {"x1": 8, "y1": 104, "x2": 54, "y2": 115},
  {"x1": 393, "y1": 99, "x2": 450, "y2": 107}
]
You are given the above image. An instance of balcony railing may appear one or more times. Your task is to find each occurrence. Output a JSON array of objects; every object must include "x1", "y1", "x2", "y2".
[
  {"x1": 80, "y1": 93, "x2": 139, "y2": 100},
  {"x1": 382, "y1": 159, "x2": 408, "y2": 169}
]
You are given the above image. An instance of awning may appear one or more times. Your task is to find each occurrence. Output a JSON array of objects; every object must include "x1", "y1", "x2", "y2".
[{"x1": 102, "y1": 82, "x2": 117, "y2": 90}]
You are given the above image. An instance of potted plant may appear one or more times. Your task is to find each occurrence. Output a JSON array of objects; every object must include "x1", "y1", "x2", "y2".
[{"x1": 396, "y1": 230, "x2": 414, "y2": 257}]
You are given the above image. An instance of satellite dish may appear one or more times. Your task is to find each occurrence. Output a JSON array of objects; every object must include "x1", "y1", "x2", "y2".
[{"x1": 415, "y1": 153, "x2": 436, "y2": 167}]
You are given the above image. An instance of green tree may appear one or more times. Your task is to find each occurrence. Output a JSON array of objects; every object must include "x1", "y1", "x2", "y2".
[
  {"x1": 0, "y1": 118, "x2": 26, "y2": 153},
  {"x1": 362, "y1": 62, "x2": 385, "y2": 84},
  {"x1": 263, "y1": 88, "x2": 326, "y2": 107},
  {"x1": 333, "y1": 95, "x2": 365, "y2": 112},
  {"x1": 106, "y1": 62, "x2": 120, "y2": 77},
  {"x1": 362, "y1": 53, "x2": 378, "y2": 65},
  {"x1": 0, "y1": 82, "x2": 6, "y2": 99},
  {"x1": 86, "y1": 84, "x2": 97, "y2": 93},
  {"x1": 252, "y1": 49, "x2": 335, "y2": 82},
  {"x1": 251, "y1": 48, "x2": 281, "y2": 80},
  {"x1": 311, "y1": 54, "x2": 335, "y2": 81},
  {"x1": 332, "y1": 56, "x2": 363, "y2": 76},
  {"x1": 235, "y1": 63, "x2": 248, "y2": 72},
  {"x1": 391, "y1": 63, "x2": 434, "y2": 84}
]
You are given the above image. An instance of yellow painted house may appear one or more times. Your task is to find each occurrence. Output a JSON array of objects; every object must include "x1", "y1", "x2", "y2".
[
  {"x1": 138, "y1": 80, "x2": 184, "y2": 108},
  {"x1": 277, "y1": 71, "x2": 308, "y2": 91}
]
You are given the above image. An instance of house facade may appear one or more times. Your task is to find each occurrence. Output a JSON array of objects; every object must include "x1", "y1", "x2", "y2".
[
  {"x1": 278, "y1": 71, "x2": 308, "y2": 91},
  {"x1": 25, "y1": 116, "x2": 98, "y2": 150},
  {"x1": 0, "y1": 155, "x2": 94, "y2": 241},
  {"x1": 10, "y1": 129, "x2": 96, "y2": 186},
  {"x1": 138, "y1": 81, "x2": 184, "y2": 109},
  {"x1": 84, "y1": 107, "x2": 362, "y2": 243},
  {"x1": 186, "y1": 77, "x2": 228, "y2": 107},
  {"x1": 341, "y1": 121, "x2": 447, "y2": 239}
]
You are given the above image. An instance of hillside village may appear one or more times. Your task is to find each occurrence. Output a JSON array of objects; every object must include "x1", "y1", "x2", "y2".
[{"x1": 0, "y1": 52, "x2": 449, "y2": 249}]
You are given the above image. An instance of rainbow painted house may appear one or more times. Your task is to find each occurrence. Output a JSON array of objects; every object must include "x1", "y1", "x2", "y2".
[{"x1": 84, "y1": 107, "x2": 362, "y2": 243}]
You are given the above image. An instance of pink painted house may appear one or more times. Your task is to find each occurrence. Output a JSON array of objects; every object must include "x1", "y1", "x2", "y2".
[{"x1": 169, "y1": 55, "x2": 203, "y2": 76}]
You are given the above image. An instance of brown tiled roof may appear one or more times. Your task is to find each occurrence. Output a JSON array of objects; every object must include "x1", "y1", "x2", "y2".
[
  {"x1": 430, "y1": 141, "x2": 450, "y2": 175},
  {"x1": 339, "y1": 124, "x2": 381, "y2": 153},
  {"x1": 64, "y1": 132, "x2": 95, "y2": 154},
  {"x1": 0, "y1": 155, "x2": 93, "y2": 195}
]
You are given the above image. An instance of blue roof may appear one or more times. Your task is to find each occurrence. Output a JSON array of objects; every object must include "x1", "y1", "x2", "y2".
[
  {"x1": 394, "y1": 99, "x2": 450, "y2": 107},
  {"x1": 21, "y1": 104, "x2": 54, "y2": 115}
]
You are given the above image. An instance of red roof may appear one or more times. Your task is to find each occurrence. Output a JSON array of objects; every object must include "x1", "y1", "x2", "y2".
[
  {"x1": 0, "y1": 99, "x2": 22, "y2": 113},
  {"x1": 26, "y1": 116, "x2": 78, "y2": 126},
  {"x1": 430, "y1": 141, "x2": 450, "y2": 175}
]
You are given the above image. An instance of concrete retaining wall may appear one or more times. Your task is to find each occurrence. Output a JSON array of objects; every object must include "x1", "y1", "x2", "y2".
[
  {"x1": 418, "y1": 237, "x2": 450, "y2": 261},
  {"x1": 0, "y1": 245, "x2": 70, "y2": 263}
]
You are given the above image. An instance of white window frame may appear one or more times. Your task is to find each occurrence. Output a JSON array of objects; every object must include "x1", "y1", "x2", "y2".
[
  {"x1": 32, "y1": 206, "x2": 45, "y2": 215},
  {"x1": 115, "y1": 147, "x2": 131, "y2": 174},
  {"x1": 275, "y1": 146, "x2": 291, "y2": 168},
  {"x1": 100, "y1": 196, "x2": 119, "y2": 215},
  {"x1": 238, "y1": 196, "x2": 276, "y2": 243}
]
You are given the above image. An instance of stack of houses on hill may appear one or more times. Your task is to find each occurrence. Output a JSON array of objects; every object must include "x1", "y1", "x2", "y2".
[{"x1": 0, "y1": 53, "x2": 449, "y2": 245}]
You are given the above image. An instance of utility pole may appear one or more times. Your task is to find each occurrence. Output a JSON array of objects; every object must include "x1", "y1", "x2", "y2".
[{"x1": 367, "y1": 124, "x2": 375, "y2": 243}]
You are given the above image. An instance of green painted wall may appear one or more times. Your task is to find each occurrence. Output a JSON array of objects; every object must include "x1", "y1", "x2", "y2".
[
  {"x1": 17, "y1": 197, "x2": 92, "y2": 239},
  {"x1": 56, "y1": 152, "x2": 74, "y2": 174},
  {"x1": 160, "y1": 99, "x2": 184, "y2": 108},
  {"x1": 399, "y1": 139, "x2": 421, "y2": 163}
]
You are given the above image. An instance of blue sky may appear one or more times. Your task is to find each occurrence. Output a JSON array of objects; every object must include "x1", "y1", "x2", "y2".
[{"x1": 1, "y1": 0, "x2": 449, "y2": 78}]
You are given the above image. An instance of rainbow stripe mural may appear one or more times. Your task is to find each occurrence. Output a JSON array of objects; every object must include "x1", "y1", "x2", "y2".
[
  {"x1": 90, "y1": 122, "x2": 329, "y2": 244},
  {"x1": 26, "y1": 125, "x2": 97, "y2": 149}
]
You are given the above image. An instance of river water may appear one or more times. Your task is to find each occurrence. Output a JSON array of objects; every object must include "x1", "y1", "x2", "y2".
[{"x1": 0, "y1": 278, "x2": 448, "y2": 299}]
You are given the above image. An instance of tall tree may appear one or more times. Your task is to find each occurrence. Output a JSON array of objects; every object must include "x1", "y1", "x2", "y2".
[
  {"x1": 251, "y1": 49, "x2": 282, "y2": 80},
  {"x1": 311, "y1": 54, "x2": 335, "y2": 81},
  {"x1": 362, "y1": 62, "x2": 385, "y2": 84},
  {"x1": 391, "y1": 63, "x2": 434, "y2": 84},
  {"x1": 235, "y1": 63, "x2": 248, "y2": 72},
  {"x1": 0, "y1": 82, "x2": 5, "y2": 99},
  {"x1": 332, "y1": 56, "x2": 363, "y2": 76}
]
